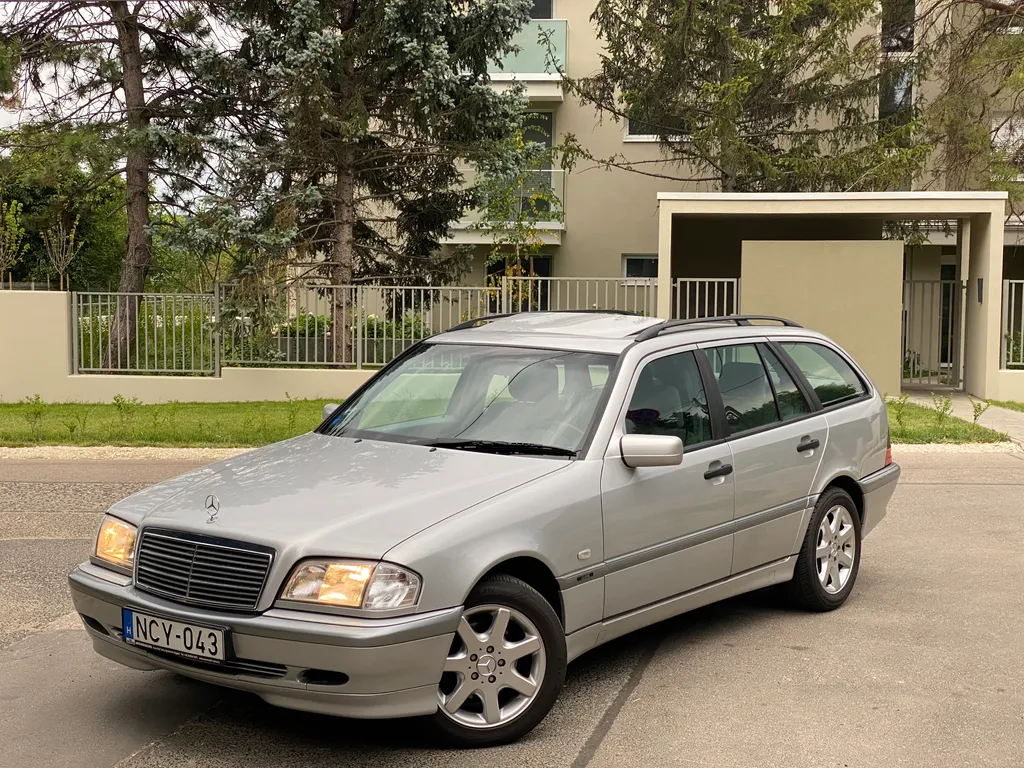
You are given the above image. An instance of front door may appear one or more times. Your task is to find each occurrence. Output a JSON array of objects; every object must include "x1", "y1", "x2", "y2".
[
  {"x1": 699, "y1": 341, "x2": 826, "y2": 575},
  {"x1": 600, "y1": 348, "x2": 734, "y2": 618}
]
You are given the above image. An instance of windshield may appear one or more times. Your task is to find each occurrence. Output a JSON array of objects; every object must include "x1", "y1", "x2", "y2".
[{"x1": 319, "y1": 343, "x2": 618, "y2": 455}]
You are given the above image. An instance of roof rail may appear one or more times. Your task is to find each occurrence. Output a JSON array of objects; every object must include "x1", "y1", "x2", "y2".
[
  {"x1": 633, "y1": 315, "x2": 802, "y2": 342},
  {"x1": 444, "y1": 309, "x2": 641, "y2": 333}
]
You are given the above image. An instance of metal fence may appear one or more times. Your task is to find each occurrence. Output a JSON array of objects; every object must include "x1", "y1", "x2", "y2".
[
  {"x1": 1003, "y1": 280, "x2": 1024, "y2": 369},
  {"x1": 671, "y1": 278, "x2": 740, "y2": 319},
  {"x1": 74, "y1": 292, "x2": 217, "y2": 374},
  {"x1": 500, "y1": 277, "x2": 658, "y2": 315},
  {"x1": 219, "y1": 283, "x2": 492, "y2": 369},
  {"x1": 70, "y1": 277, "x2": 743, "y2": 375},
  {"x1": 902, "y1": 280, "x2": 962, "y2": 387}
]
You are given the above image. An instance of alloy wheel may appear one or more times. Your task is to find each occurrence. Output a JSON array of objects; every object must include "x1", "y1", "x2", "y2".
[
  {"x1": 437, "y1": 604, "x2": 547, "y2": 729},
  {"x1": 815, "y1": 504, "x2": 857, "y2": 594}
]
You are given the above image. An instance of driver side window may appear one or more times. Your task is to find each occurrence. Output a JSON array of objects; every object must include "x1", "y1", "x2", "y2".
[{"x1": 625, "y1": 351, "x2": 713, "y2": 447}]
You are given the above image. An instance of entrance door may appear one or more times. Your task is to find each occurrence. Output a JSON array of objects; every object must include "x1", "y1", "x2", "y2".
[{"x1": 902, "y1": 277, "x2": 963, "y2": 388}]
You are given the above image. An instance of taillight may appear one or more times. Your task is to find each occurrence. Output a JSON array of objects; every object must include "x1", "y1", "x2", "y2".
[{"x1": 885, "y1": 434, "x2": 892, "y2": 466}]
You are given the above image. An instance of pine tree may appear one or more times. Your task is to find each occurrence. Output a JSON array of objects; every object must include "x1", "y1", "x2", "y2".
[
  {"x1": 917, "y1": 0, "x2": 1024, "y2": 218},
  {"x1": 209, "y1": 0, "x2": 533, "y2": 362},
  {"x1": 562, "y1": 0, "x2": 928, "y2": 193},
  {"x1": 1, "y1": 1, "x2": 237, "y2": 363}
]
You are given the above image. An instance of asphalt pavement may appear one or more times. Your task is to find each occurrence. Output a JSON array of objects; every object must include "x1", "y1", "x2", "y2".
[{"x1": 1, "y1": 447, "x2": 1022, "y2": 768}]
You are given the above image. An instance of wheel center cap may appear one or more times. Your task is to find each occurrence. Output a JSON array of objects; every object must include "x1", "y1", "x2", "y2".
[{"x1": 476, "y1": 655, "x2": 497, "y2": 676}]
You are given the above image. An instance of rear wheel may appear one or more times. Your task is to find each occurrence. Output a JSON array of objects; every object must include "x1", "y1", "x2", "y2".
[
  {"x1": 430, "y1": 575, "x2": 566, "y2": 747},
  {"x1": 786, "y1": 487, "x2": 862, "y2": 611}
]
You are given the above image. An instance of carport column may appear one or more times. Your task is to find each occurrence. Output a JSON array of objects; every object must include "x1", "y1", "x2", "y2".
[
  {"x1": 657, "y1": 206, "x2": 673, "y2": 320},
  {"x1": 963, "y1": 207, "x2": 1005, "y2": 399}
]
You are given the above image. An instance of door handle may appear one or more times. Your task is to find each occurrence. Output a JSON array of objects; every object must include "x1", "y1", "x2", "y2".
[
  {"x1": 797, "y1": 438, "x2": 820, "y2": 453},
  {"x1": 704, "y1": 463, "x2": 733, "y2": 480}
]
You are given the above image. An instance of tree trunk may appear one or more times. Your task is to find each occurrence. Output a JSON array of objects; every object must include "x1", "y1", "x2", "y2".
[
  {"x1": 104, "y1": 1, "x2": 151, "y2": 370},
  {"x1": 330, "y1": 155, "x2": 357, "y2": 365}
]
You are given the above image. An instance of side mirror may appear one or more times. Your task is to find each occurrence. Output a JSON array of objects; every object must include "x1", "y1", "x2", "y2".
[
  {"x1": 619, "y1": 433, "x2": 683, "y2": 468},
  {"x1": 322, "y1": 403, "x2": 341, "y2": 422}
]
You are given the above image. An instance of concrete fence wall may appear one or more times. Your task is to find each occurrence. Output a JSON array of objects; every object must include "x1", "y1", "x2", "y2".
[
  {"x1": 0, "y1": 292, "x2": 374, "y2": 403},
  {"x1": 4, "y1": 285, "x2": 1024, "y2": 404},
  {"x1": 740, "y1": 240, "x2": 905, "y2": 397}
]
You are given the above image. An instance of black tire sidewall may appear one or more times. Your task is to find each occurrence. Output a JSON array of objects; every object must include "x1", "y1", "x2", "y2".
[
  {"x1": 803, "y1": 488, "x2": 863, "y2": 609},
  {"x1": 429, "y1": 574, "x2": 567, "y2": 748}
]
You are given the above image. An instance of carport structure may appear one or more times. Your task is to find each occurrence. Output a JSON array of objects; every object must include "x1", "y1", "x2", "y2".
[{"x1": 654, "y1": 191, "x2": 1024, "y2": 402}]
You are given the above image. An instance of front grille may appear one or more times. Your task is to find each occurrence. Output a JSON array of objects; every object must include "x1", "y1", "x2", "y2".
[{"x1": 135, "y1": 529, "x2": 274, "y2": 611}]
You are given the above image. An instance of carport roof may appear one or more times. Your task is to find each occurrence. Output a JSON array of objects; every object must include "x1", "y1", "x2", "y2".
[{"x1": 657, "y1": 190, "x2": 1008, "y2": 218}]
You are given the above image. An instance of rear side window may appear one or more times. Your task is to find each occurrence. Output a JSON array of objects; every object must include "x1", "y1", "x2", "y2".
[
  {"x1": 758, "y1": 344, "x2": 810, "y2": 420},
  {"x1": 778, "y1": 342, "x2": 867, "y2": 407},
  {"x1": 702, "y1": 344, "x2": 779, "y2": 435}
]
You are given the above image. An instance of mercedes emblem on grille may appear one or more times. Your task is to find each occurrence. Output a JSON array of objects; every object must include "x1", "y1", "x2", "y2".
[{"x1": 205, "y1": 494, "x2": 220, "y2": 524}]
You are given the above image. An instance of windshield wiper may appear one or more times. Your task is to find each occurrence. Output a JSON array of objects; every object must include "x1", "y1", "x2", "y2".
[{"x1": 426, "y1": 439, "x2": 577, "y2": 457}]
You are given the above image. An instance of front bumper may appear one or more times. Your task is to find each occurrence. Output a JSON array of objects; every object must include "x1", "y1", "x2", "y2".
[
  {"x1": 859, "y1": 462, "x2": 901, "y2": 537},
  {"x1": 68, "y1": 563, "x2": 460, "y2": 719}
]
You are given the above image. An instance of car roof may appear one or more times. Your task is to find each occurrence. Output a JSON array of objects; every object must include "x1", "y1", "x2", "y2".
[{"x1": 430, "y1": 311, "x2": 831, "y2": 355}]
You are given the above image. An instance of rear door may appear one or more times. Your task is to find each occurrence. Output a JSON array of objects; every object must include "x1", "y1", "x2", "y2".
[
  {"x1": 698, "y1": 340, "x2": 827, "y2": 575},
  {"x1": 773, "y1": 339, "x2": 884, "y2": 477}
]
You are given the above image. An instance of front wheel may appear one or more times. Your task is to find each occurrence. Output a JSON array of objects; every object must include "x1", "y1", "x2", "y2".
[
  {"x1": 786, "y1": 487, "x2": 862, "y2": 611},
  {"x1": 430, "y1": 574, "x2": 566, "y2": 747}
]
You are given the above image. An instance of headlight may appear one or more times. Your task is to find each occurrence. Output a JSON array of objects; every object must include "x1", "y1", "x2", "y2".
[
  {"x1": 94, "y1": 515, "x2": 137, "y2": 573},
  {"x1": 280, "y1": 560, "x2": 421, "y2": 611}
]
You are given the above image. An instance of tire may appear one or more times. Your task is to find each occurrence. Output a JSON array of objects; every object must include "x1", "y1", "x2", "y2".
[
  {"x1": 429, "y1": 574, "x2": 567, "y2": 748},
  {"x1": 786, "y1": 487, "x2": 862, "y2": 611}
]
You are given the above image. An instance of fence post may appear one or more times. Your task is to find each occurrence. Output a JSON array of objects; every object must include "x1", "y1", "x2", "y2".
[
  {"x1": 355, "y1": 286, "x2": 364, "y2": 370},
  {"x1": 1001, "y1": 280, "x2": 1010, "y2": 369},
  {"x1": 213, "y1": 282, "x2": 222, "y2": 377},
  {"x1": 501, "y1": 276, "x2": 509, "y2": 314},
  {"x1": 69, "y1": 291, "x2": 78, "y2": 375}
]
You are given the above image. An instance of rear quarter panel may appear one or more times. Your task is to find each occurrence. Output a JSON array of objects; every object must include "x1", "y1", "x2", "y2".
[
  {"x1": 382, "y1": 460, "x2": 605, "y2": 634},
  {"x1": 815, "y1": 393, "x2": 889, "y2": 491}
]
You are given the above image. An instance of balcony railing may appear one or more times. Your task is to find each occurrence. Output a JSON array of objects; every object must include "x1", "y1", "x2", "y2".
[
  {"x1": 453, "y1": 166, "x2": 566, "y2": 233},
  {"x1": 489, "y1": 19, "x2": 566, "y2": 77}
]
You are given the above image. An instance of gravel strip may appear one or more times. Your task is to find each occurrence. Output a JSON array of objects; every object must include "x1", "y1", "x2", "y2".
[{"x1": 0, "y1": 446, "x2": 253, "y2": 462}]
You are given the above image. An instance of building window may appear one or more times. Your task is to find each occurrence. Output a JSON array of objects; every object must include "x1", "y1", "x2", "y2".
[
  {"x1": 623, "y1": 255, "x2": 658, "y2": 279},
  {"x1": 530, "y1": 0, "x2": 553, "y2": 19},
  {"x1": 993, "y1": 113, "x2": 1024, "y2": 181},
  {"x1": 879, "y1": 66, "x2": 913, "y2": 130},
  {"x1": 625, "y1": 110, "x2": 690, "y2": 142},
  {"x1": 882, "y1": 0, "x2": 915, "y2": 52}
]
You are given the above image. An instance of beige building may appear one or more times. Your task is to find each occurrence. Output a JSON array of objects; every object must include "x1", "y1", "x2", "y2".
[
  {"x1": 445, "y1": 1, "x2": 1024, "y2": 279},
  {"x1": 439, "y1": 1, "x2": 1024, "y2": 399}
]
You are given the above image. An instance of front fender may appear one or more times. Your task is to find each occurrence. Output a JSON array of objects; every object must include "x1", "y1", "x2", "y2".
[{"x1": 383, "y1": 460, "x2": 604, "y2": 626}]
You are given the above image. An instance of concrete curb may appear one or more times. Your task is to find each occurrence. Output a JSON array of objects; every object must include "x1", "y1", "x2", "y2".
[
  {"x1": 0, "y1": 442, "x2": 1018, "y2": 462},
  {"x1": 891, "y1": 442, "x2": 1020, "y2": 454}
]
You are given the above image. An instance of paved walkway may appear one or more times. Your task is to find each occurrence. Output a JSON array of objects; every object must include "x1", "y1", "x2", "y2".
[
  {"x1": 905, "y1": 391, "x2": 1024, "y2": 445},
  {"x1": 3, "y1": 450, "x2": 1023, "y2": 767}
]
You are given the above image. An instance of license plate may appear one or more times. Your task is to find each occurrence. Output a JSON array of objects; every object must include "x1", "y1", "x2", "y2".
[{"x1": 122, "y1": 608, "x2": 226, "y2": 662}]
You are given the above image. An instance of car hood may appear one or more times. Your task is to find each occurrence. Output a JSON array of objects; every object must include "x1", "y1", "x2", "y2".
[{"x1": 110, "y1": 432, "x2": 568, "y2": 560}]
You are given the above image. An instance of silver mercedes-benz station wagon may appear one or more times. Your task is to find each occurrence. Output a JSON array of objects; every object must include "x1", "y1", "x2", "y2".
[{"x1": 69, "y1": 312, "x2": 900, "y2": 746}]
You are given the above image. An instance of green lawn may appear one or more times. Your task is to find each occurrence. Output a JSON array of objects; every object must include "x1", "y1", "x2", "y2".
[
  {"x1": 0, "y1": 397, "x2": 1009, "y2": 448},
  {"x1": 989, "y1": 400, "x2": 1024, "y2": 414},
  {"x1": 0, "y1": 398, "x2": 336, "y2": 447},
  {"x1": 888, "y1": 402, "x2": 1008, "y2": 444}
]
